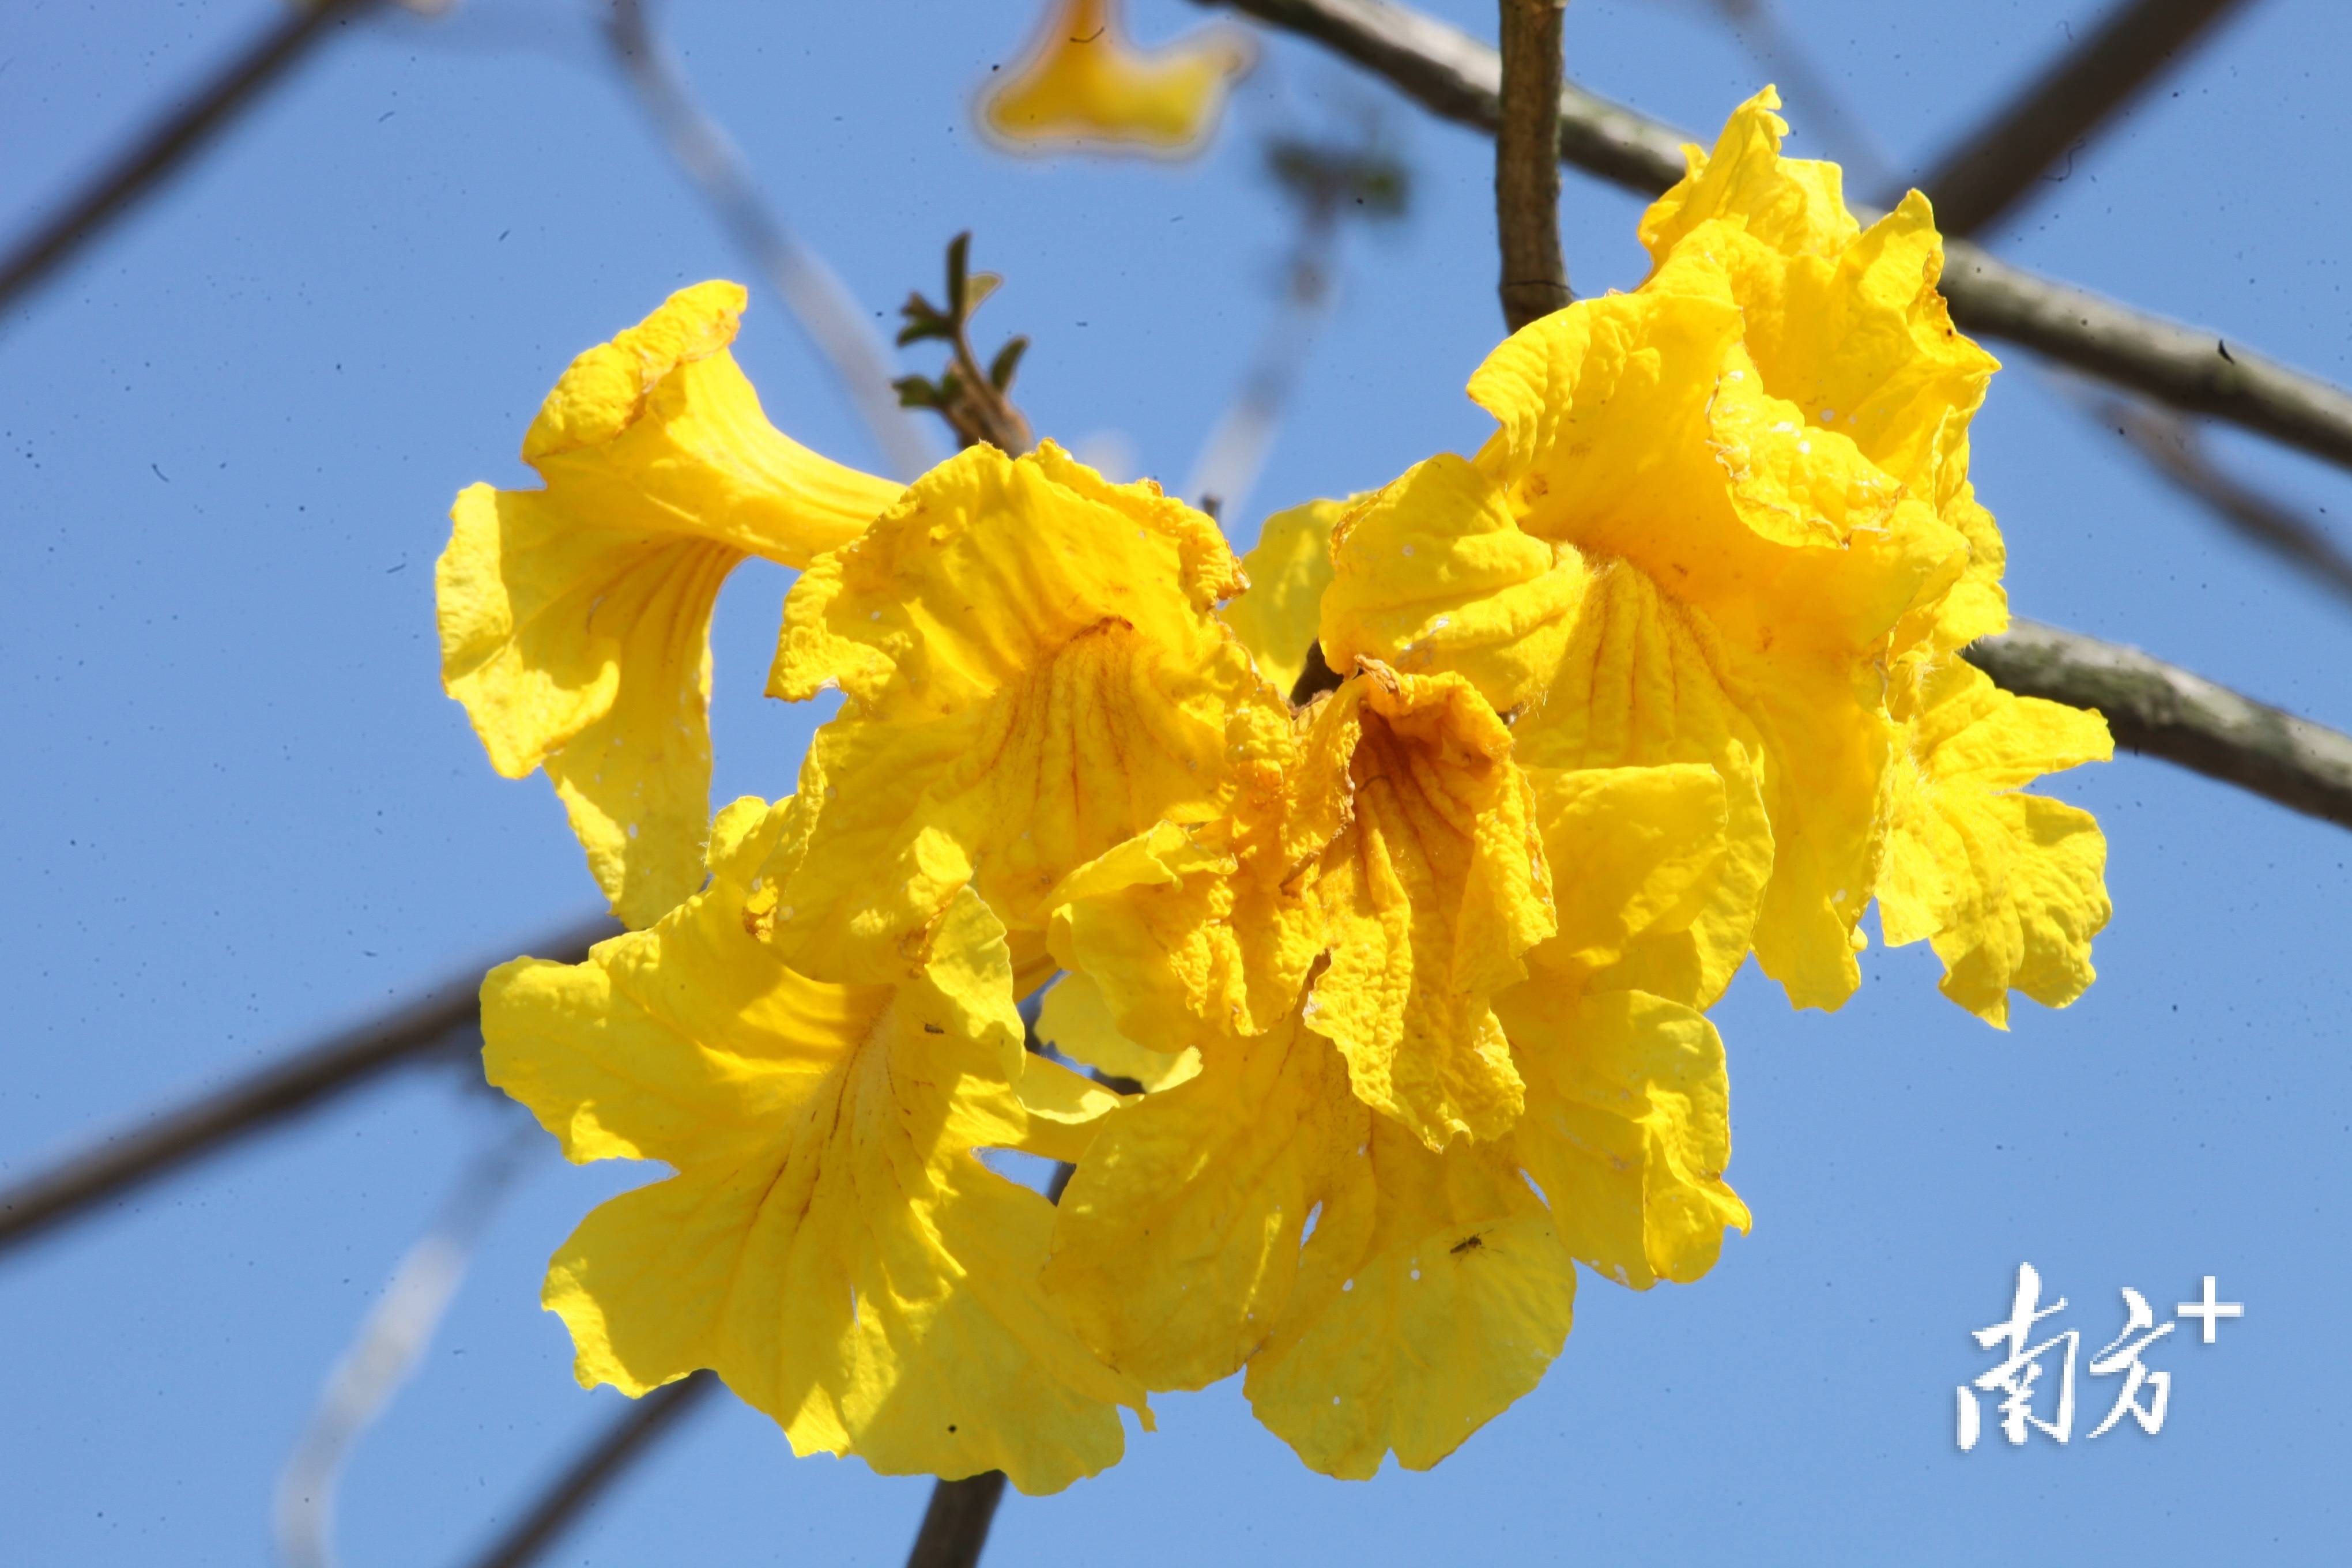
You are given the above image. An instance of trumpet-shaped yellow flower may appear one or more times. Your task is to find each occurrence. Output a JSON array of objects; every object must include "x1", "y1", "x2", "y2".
[
  {"x1": 1043, "y1": 760, "x2": 1746, "y2": 1475},
  {"x1": 1321, "y1": 91, "x2": 2112, "y2": 1023},
  {"x1": 482, "y1": 796, "x2": 1147, "y2": 1494},
  {"x1": 438, "y1": 282, "x2": 902, "y2": 928},
  {"x1": 979, "y1": 0, "x2": 1255, "y2": 160},
  {"x1": 1636, "y1": 89, "x2": 2110, "y2": 1020},
  {"x1": 758, "y1": 440, "x2": 1291, "y2": 983}
]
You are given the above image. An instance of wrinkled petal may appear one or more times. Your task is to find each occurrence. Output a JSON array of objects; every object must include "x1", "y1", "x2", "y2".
[
  {"x1": 1523, "y1": 763, "x2": 1729, "y2": 1004},
  {"x1": 1046, "y1": 1011, "x2": 1353, "y2": 1392},
  {"x1": 1498, "y1": 986, "x2": 1749, "y2": 1288},
  {"x1": 760, "y1": 440, "x2": 1285, "y2": 981},
  {"x1": 438, "y1": 282, "x2": 901, "y2": 925},
  {"x1": 1301, "y1": 665, "x2": 1554, "y2": 1148},
  {"x1": 1318, "y1": 455, "x2": 1582, "y2": 715},
  {"x1": 484, "y1": 797, "x2": 1144, "y2": 1494},
  {"x1": 1222, "y1": 495, "x2": 1348, "y2": 698},
  {"x1": 1880, "y1": 659, "x2": 2112, "y2": 1025},
  {"x1": 979, "y1": 0, "x2": 1254, "y2": 159},
  {"x1": 1242, "y1": 1114, "x2": 1573, "y2": 1480}
]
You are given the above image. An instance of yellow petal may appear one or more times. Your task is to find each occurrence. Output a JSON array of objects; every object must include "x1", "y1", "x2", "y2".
[
  {"x1": 1880, "y1": 659, "x2": 2112, "y2": 1025},
  {"x1": 1035, "y1": 966, "x2": 1199, "y2": 1092},
  {"x1": 484, "y1": 797, "x2": 1144, "y2": 1494},
  {"x1": 1220, "y1": 494, "x2": 1349, "y2": 698},
  {"x1": 1242, "y1": 1114, "x2": 1574, "y2": 1479},
  {"x1": 1302, "y1": 666, "x2": 1555, "y2": 1148},
  {"x1": 1318, "y1": 455, "x2": 1584, "y2": 715},
  {"x1": 1045, "y1": 1011, "x2": 1355, "y2": 1392},
  {"x1": 438, "y1": 282, "x2": 902, "y2": 926},
  {"x1": 1498, "y1": 986, "x2": 1750, "y2": 1288},
  {"x1": 1523, "y1": 763, "x2": 1729, "y2": 1003},
  {"x1": 979, "y1": 0, "x2": 1255, "y2": 159},
  {"x1": 760, "y1": 441, "x2": 1286, "y2": 980}
]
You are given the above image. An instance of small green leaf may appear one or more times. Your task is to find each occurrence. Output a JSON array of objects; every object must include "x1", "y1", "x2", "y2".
[
  {"x1": 892, "y1": 375, "x2": 941, "y2": 409},
  {"x1": 987, "y1": 334, "x2": 1030, "y2": 392},
  {"x1": 965, "y1": 272, "x2": 1002, "y2": 317},
  {"x1": 945, "y1": 232, "x2": 973, "y2": 316}
]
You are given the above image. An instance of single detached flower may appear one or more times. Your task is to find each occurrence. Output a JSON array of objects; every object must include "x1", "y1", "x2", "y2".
[{"x1": 978, "y1": 0, "x2": 1256, "y2": 160}]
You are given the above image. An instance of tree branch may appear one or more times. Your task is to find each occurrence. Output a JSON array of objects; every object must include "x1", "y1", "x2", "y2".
[
  {"x1": 1190, "y1": 0, "x2": 2352, "y2": 475},
  {"x1": 906, "y1": 1473, "x2": 1009, "y2": 1568},
  {"x1": 0, "y1": 916, "x2": 616, "y2": 1258},
  {"x1": 1495, "y1": 0, "x2": 1569, "y2": 330},
  {"x1": 460, "y1": 1373, "x2": 719, "y2": 1568},
  {"x1": 1966, "y1": 620, "x2": 2352, "y2": 829},
  {"x1": 0, "y1": 0, "x2": 379, "y2": 321},
  {"x1": 1912, "y1": 0, "x2": 2253, "y2": 238}
]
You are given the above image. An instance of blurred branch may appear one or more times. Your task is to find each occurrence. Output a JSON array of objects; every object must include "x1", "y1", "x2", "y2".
[
  {"x1": 1967, "y1": 620, "x2": 2352, "y2": 829},
  {"x1": 277, "y1": 1125, "x2": 535, "y2": 1568},
  {"x1": 0, "y1": 0, "x2": 380, "y2": 322},
  {"x1": 2075, "y1": 383, "x2": 2352, "y2": 611},
  {"x1": 1185, "y1": 131, "x2": 1408, "y2": 518},
  {"x1": 0, "y1": 916, "x2": 615, "y2": 1260},
  {"x1": 1494, "y1": 0, "x2": 1569, "y2": 330},
  {"x1": 1912, "y1": 0, "x2": 2253, "y2": 238},
  {"x1": 461, "y1": 1372, "x2": 719, "y2": 1568},
  {"x1": 602, "y1": 0, "x2": 936, "y2": 480},
  {"x1": 1190, "y1": 0, "x2": 2352, "y2": 475}
]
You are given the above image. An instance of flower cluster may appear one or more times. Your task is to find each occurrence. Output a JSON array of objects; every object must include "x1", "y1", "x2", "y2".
[{"x1": 436, "y1": 92, "x2": 2110, "y2": 1493}]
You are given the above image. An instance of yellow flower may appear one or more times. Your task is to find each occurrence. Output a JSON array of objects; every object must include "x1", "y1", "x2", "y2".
[
  {"x1": 481, "y1": 796, "x2": 1148, "y2": 1494},
  {"x1": 979, "y1": 0, "x2": 1255, "y2": 160},
  {"x1": 1319, "y1": 89, "x2": 2112, "y2": 1023},
  {"x1": 437, "y1": 282, "x2": 902, "y2": 928},
  {"x1": 1042, "y1": 752, "x2": 1747, "y2": 1476},
  {"x1": 756, "y1": 439, "x2": 1292, "y2": 984},
  {"x1": 1638, "y1": 89, "x2": 2112, "y2": 1022}
]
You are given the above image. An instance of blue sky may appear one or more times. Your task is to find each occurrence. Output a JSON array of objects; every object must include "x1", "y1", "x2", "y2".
[{"x1": 5, "y1": 1, "x2": 2349, "y2": 1563}]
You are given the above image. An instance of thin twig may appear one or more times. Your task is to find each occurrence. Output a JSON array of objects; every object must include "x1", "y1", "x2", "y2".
[
  {"x1": 2074, "y1": 383, "x2": 2352, "y2": 610},
  {"x1": 460, "y1": 1373, "x2": 719, "y2": 1568},
  {"x1": 276, "y1": 1125, "x2": 536, "y2": 1568},
  {"x1": 1495, "y1": 0, "x2": 1569, "y2": 330},
  {"x1": 1910, "y1": 0, "x2": 2253, "y2": 237},
  {"x1": 1967, "y1": 619, "x2": 2352, "y2": 829},
  {"x1": 0, "y1": 916, "x2": 615, "y2": 1258},
  {"x1": 602, "y1": 0, "x2": 936, "y2": 480},
  {"x1": 1190, "y1": 0, "x2": 2352, "y2": 474},
  {"x1": 0, "y1": 0, "x2": 379, "y2": 321}
]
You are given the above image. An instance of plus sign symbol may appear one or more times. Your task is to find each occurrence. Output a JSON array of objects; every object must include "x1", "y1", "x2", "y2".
[{"x1": 2176, "y1": 1276, "x2": 2245, "y2": 1344}]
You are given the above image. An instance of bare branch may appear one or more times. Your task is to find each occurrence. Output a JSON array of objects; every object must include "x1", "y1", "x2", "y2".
[
  {"x1": 1967, "y1": 620, "x2": 2352, "y2": 830},
  {"x1": 602, "y1": 0, "x2": 936, "y2": 480},
  {"x1": 1912, "y1": 0, "x2": 2253, "y2": 238},
  {"x1": 461, "y1": 1373, "x2": 719, "y2": 1568},
  {"x1": 906, "y1": 1473, "x2": 1009, "y2": 1568},
  {"x1": 1190, "y1": 0, "x2": 2352, "y2": 475},
  {"x1": 0, "y1": 916, "x2": 616, "y2": 1258},
  {"x1": 1495, "y1": 0, "x2": 1570, "y2": 330},
  {"x1": 0, "y1": 0, "x2": 379, "y2": 322}
]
